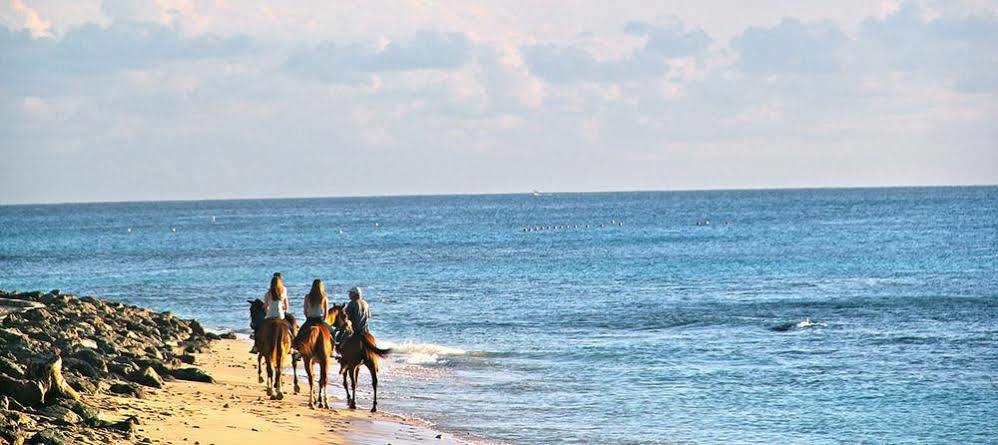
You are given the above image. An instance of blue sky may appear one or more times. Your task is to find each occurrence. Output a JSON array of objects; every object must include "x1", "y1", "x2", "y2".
[{"x1": 1, "y1": 0, "x2": 996, "y2": 204}]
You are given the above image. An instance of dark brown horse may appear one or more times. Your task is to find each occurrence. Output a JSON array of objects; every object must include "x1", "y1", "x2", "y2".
[
  {"x1": 293, "y1": 304, "x2": 344, "y2": 409},
  {"x1": 248, "y1": 299, "x2": 300, "y2": 399},
  {"x1": 330, "y1": 305, "x2": 392, "y2": 412}
]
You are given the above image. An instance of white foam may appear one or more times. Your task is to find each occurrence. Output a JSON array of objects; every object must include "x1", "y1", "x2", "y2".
[
  {"x1": 382, "y1": 341, "x2": 466, "y2": 365},
  {"x1": 797, "y1": 318, "x2": 828, "y2": 328}
]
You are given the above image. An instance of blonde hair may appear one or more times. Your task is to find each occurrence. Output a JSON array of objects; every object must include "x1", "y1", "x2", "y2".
[
  {"x1": 269, "y1": 274, "x2": 284, "y2": 300},
  {"x1": 307, "y1": 279, "x2": 326, "y2": 305}
]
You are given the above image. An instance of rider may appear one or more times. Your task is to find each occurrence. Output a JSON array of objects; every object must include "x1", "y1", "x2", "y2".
[
  {"x1": 336, "y1": 286, "x2": 370, "y2": 345},
  {"x1": 295, "y1": 278, "x2": 332, "y2": 344},
  {"x1": 263, "y1": 273, "x2": 289, "y2": 321}
]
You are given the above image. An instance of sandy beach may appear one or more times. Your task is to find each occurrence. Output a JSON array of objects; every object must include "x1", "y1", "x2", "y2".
[{"x1": 93, "y1": 338, "x2": 469, "y2": 445}]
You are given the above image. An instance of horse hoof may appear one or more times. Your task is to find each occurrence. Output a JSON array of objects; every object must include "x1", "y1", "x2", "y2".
[
  {"x1": 276, "y1": 392, "x2": 284, "y2": 400},
  {"x1": 258, "y1": 377, "x2": 264, "y2": 384},
  {"x1": 294, "y1": 386, "x2": 301, "y2": 394},
  {"x1": 370, "y1": 407, "x2": 377, "y2": 413}
]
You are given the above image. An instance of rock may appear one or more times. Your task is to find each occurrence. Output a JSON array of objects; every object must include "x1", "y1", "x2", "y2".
[
  {"x1": 27, "y1": 355, "x2": 79, "y2": 403},
  {"x1": 205, "y1": 332, "x2": 221, "y2": 341},
  {"x1": 0, "y1": 355, "x2": 25, "y2": 379},
  {"x1": 61, "y1": 358, "x2": 100, "y2": 379},
  {"x1": 67, "y1": 376, "x2": 99, "y2": 396},
  {"x1": 107, "y1": 415, "x2": 139, "y2": 433},
  {"x1": 20, "y1": 308, "x2": 51, "y2": 323},
  {"x1": 131, "y1": 366, "x2": 163, "y2": 388},
  {"x1": 108, "y1": 382, "x2": 145, "y2": 399},
  {"x1": 26, "y1": 429, "x2": 64, "y2": 445},
  {"x1": 0, "y1": 412, "x2": 23, "y2": 445},
  {"x1": 59, "y1": 399, "x2": 101, "y2": 424},
  {"x1": 75, "y1": 338, "x2": 98, "y2": 350},
  {"x1": 220, "y1": 332, "x2": 237, "y2": 340},
  {"x1": 39, "y1": 405, "x2": 82, "y2": 425},
  {"x1": 179, "y1": 354, "x2": 196, "y2": 365},
  {"x1": 0, "y1": 374, "x2": 45, "y2": 407},
  {"x1": 170, "y1": 367, "x2": 215, "y2": 383},
  {"x1": 0, "y1": 328, "x2": 28, "y2": 344},
  {"x1": 188, "y1": 320, "x2": 206, "y2": 336},
  {"x1": 107, "y1": 359, "x2": 137, "y2": 377}
]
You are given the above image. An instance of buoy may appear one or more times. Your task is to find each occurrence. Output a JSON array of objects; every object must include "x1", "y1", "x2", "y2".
[
  {"x1": 127, "y1": 227, "x2": 132, "y2": 233},
  {"x1": 171, "y1": 227, "x2": 177, "y2": 233},
  {"x1": 211, "y1": 215, "x2": 216, "y2": 224}
]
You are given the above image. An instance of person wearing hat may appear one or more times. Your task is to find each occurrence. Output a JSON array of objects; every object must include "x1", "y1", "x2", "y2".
[{"x1": 337, "y1": 287, "x2": 371, "y2": 346}]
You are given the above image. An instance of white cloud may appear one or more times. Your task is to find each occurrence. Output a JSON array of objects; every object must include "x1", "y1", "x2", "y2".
[{"x1": 0, "y1": 1, "x2": 996, "y2": 204}]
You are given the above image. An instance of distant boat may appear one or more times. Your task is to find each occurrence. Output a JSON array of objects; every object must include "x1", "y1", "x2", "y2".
[{"x1": 532, "y1": 190, "x2": 542, "y2": 197}]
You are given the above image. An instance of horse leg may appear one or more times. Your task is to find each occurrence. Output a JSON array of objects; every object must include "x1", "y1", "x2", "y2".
[
  {"x1": 292, "y1": 350, "x2": 301, "y2": 395},
  {"x1": 317, "y1": 356, "x2": 327, "y2": 409},
  {"x1": 367, "y1": 361, "x2": 378, "y2": 413},
  {"x1": 349, "y1": 367, "x2": 359, "y2": 409},
  {"x1": 257, "y1": 353, "x2": 264, "y2": 384},
  {"x1": 274, "y1": 351, "x2": 284, "y2": 400},
  {"x1": 265, "y1": 358, "x2": 275, "y2": 397},
  {"x1": 342, "y1": 367, "x2": 351, "y2": 407},
  {"x1": 304, "y1": 356, "x2": 314, "y2": 409}
]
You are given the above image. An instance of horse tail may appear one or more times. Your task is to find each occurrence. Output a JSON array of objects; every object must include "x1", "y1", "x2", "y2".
[
  {"x1": 361, "y1": 332, "x2": 392, "y2": 367},
  {"x1": 271, "y1": 321, "x2": 289, "y2": 367}
]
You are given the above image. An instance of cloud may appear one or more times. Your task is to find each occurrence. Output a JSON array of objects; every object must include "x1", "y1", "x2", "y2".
[
  {"x1": 0, "y1": 21, "x2": 251, "y2": 95},
  {"x1": 859, "y1": 4, "x2": 998, "y2": 92},
  {"x1": 731, "y1": 17, "x2": 847, "y2": 76},
  {"x1": 522, "y1": 21, "x2": 711, "y2": 83},
  {"x1": 285, "y1": 31, "x2": 471, "y2": 82}
]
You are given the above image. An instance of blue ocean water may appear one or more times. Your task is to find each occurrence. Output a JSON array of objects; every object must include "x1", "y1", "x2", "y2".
[{"x1": 1, "y1": 187, "x2": 996, "y2": 444}]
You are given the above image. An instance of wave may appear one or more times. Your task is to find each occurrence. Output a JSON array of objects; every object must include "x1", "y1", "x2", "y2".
[
  {"x1": 381, "y1": 340, "x2": 467, "y2": 365},
  {"x1": 769, "y1": 318, "x2": 828, "y2": 332}
]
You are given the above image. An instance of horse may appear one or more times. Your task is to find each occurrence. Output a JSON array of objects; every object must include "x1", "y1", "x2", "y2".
[
  {"x1": 330, "y1": 304, "x2": 392, "y2": 412},
  {"x1": 293, "y1": 304, "x2": 345, "y2": 409},
  {"x1": 247, "y1": 299, "x2": 300, "y2": 398}
]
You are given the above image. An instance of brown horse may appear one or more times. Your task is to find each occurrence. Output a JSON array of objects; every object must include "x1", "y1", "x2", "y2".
[
  {"x1": 248, "y1": 300, "x2": 300, "y2": 399},
  {"x1": 330, "y1": 305, "x2": 392, "y2": 412},
  {"x1": 293, "y1": 304, "x2": 345, "y2": 409}
]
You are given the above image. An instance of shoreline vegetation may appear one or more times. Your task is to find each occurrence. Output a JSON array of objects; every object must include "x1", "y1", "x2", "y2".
[{"x1": 0, "y1": 290, "x2": 468, "y2": 445}]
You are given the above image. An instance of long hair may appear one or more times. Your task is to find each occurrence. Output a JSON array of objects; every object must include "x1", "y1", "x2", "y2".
[
  {"x1": 270, "y1": 274, "x2": 284, "y2": 300},
  {"x1": 307, "y1": 279, "x2": 326, "y2": 305}
]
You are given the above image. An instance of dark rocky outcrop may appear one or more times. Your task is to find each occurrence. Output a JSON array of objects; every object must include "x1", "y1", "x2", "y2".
[{"x1": 0, "y1": 289, "x2": 226, "y2": 445}]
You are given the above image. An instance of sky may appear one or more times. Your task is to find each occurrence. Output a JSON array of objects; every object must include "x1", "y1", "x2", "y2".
[{"x1": 1, "y1": 0, "x2": 997, "y2": 204}]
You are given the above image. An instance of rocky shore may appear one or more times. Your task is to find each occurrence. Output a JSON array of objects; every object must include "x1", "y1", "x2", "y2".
[{"x1": 0, "y1": 290, "x2": 231, "y2": 445}]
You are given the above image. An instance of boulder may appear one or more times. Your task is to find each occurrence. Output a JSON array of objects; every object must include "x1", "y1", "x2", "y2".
[
  {"x1": 27, "y1": 355, "x2": 79, "y2": 403},
  {"x1": 0, "y1": 355, "x2": 25, "y2": 379},
  {"x1": 26, "y1": 429, "x2": 64, "y2": 445},
  {"x1": 179, "y1": 354, "x2": 196, "y2": 365},
  {"x1": 220, "y1": 332, "x2": 238, "y2": 340},
  {"x1": 0, "y1": 412, "x2": 24, "y2": 445},
  {"x1": 0, "y1": 374, "x2": 45, "y2": 407},
  {"x1": 38, "y1": 405, "x2": 82, "y2": 425},
  {"x1": 61, "y1": 358, "x2": 100, "y2": 379},
  {"x1": 130, "y1": 366, "x2": 163, "y2": 388},
  {"x1": 69, "y1": 348, "x2": 107, "y2": 374},
  {"x1": 108, "y1": 382, "x2": 145, "y2": 399},
  {"x1": 67, "y1": 376, "x2": 99, "y2": 396},
  {"x1": 170, "y1": 367, "x2": 215, "y2": 383}
]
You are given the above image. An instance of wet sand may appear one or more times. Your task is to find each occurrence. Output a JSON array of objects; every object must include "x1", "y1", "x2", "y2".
[{"x1": 91, "y1": 338, "x2": 469, "y2": 445}]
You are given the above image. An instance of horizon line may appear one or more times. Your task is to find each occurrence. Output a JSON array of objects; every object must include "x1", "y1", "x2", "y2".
[{"x1": 2, "y1": 182, "x2": 995, "y2": 207}]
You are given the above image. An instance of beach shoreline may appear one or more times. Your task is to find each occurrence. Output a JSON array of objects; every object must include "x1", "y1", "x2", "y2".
[
  {"x1": 123, "y1": 338, "x2": 471, "y2": 445},
  {"x1": 0, "y1": 290, "x2": 474, "y2": 445}
]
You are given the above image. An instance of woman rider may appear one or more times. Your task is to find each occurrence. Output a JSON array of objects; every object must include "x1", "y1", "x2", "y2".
[
  {"x1": 263, "y1": 273, "x2": 289, "y2": 321},
  {"x1": 295, "y1": 279, "x2": 333, "y2": 344}
]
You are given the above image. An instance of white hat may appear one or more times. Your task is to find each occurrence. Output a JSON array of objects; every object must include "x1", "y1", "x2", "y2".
[{"x1": 348, "y1": 287, "x2": 363, "y2": 299}]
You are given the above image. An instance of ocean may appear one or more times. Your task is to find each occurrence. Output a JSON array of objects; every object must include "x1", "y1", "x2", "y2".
[{"x1": 1, "y1": 186, "x2": 996, "y2": 444}]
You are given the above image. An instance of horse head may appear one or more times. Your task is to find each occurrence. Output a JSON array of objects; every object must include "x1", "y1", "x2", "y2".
[
  {"x1": 327, "y1": 303, "x2": 352, "y2": 335},
  {"x1": 247, "y1": 299, "x2": 265, "y2": 332}
]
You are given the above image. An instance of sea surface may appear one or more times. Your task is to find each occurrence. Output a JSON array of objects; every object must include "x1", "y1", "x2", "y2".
[{"x1": 2, "y1": 187, "x2": 996, "y2": 444}]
